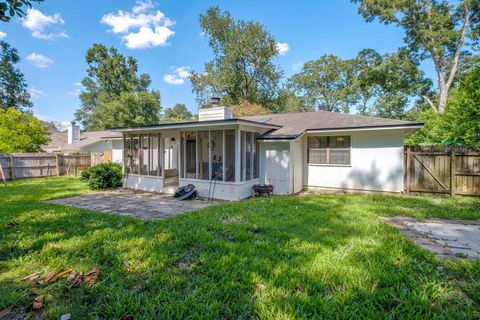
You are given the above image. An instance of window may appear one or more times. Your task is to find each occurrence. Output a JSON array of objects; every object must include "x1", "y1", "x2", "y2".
[{"x1": 308, "y1": 136, "x2": 351, "y2": 165}]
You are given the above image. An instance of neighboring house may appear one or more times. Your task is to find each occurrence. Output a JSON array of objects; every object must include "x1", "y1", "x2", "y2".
[
  {"x1": 43, "y1": 122, "x2": 123, "y2": 163},
  {"x1": 115, "y1": 98, "x2": 423, "y2": 200}
]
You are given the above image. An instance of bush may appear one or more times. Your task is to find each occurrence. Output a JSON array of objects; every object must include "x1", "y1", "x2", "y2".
[{"x1": 81, "y1": 162, "x2": 123, "y2": 190}]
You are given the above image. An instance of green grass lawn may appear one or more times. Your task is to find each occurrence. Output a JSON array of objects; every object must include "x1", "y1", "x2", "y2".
[{"x1": 1, "y1": 177, "x2": 480, "y2": 319}]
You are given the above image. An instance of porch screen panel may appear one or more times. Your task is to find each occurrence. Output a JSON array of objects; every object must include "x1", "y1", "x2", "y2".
[
  {"x1": 224, "y1": 130, "x2": 236, "y2": 182},
  {"x1": 197, "y1": 131, "x2": 209, "y2": 180},
  {"x1": 184, "y1": 132, "x2": 197, "y2": 179},
  {"x1": 125, "y1": 136, "x2": 131, "y2": 174},
  {"x1": 131, "y1": 136, "x2": 140, "y2": 174},
  {"x1": 140, "y1": 136, "x2": 149, "y2": 175},
  {"x1": 246, "y1": 132, "x2": 252, "y2": 180},
  {"x1": 253, "y1": 133, "x2": 259, "y2": 179},
  {"x1": 210, "y1": 130, "x2": 223, "y2": 181},
  {"x1": 149, "y1": 134, "x2": 159, "y2": 176},
  {"x1": 241, "y1": 131, "x2": 246, "y2": 181}
]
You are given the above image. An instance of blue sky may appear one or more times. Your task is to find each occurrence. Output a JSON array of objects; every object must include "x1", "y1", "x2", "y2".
[{"x1": 0, "y1": 0, "x2": 416, "y2": 127}]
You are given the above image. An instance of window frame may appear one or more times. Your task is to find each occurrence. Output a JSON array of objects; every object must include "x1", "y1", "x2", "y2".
[{"x1": 307, "y1": 135, "x2": 352, "y2": 166}]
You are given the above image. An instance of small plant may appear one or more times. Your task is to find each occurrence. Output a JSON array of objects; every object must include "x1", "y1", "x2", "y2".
[{"x1": 80, "y1": 162, "x2": 123, "y2": 190}]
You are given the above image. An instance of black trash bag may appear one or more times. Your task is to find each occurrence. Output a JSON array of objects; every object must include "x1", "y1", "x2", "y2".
[{"x1": 173, "y1": 184, "x2": 197, "y2": 200}]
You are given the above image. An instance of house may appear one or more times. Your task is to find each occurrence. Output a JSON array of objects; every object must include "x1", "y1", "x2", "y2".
[
  {"x1": 115, "y1": 98, "x2": 423, "y2": 200},
  {"x1": 43, "y1": 122, "x2": 123, "y2": 163}
]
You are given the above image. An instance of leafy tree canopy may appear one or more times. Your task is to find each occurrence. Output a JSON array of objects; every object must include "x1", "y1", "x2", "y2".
[
  {"x1": 75, "y1": 43, "x2": 161, "y2": 130},
  {"x1": 231, "y1": 100, "x2": 271, "y2": 117},
  {"x1": 352, "y1": 0, "x2": 480, "y2": 113},
  {"x1": 288, "y1": 55, "x2": 356, "y2": 113},
  {"x1": 0, "y1": 0, "x2": 42, "y2": 22},
  {"x1": 406, "y1": 61, "x2": 480, "y2": 149},
  {"x1": 190, "y1": 7, "x2": 282, "y2": 111},
  {"x1": 162, "y1": 103, "x2": 194, "y2": 123},
  {"x1": 0, "y1": 41, "x2": 32, "y2": 111},
  {"x1": 0, "y1": 107, "x2": 48, "y2": 152}
]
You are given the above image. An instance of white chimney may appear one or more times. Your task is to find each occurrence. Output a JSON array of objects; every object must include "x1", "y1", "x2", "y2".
[
  {"x1": 198, "y1": 97, "x2": 233, "y2": 121},
  {"x1": 68, "y1": 121, "x2": 80, "y2": 144}
]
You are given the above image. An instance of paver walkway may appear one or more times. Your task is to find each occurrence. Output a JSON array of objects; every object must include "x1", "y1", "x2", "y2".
[
  {"x1": 45, "y1": 189, "x2": 216, "y2": 220},
  {"x1": 384, "y1": 216, "x2": 480, "y2": 260}
]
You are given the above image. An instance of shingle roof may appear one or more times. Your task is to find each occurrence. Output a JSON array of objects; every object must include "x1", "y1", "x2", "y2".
[
  {"x1": 43, "y1": 130, "x2": 122, "y2": 152},
  {"x1": 240, "y1": 111, "x2": 423, "y2": 139}
]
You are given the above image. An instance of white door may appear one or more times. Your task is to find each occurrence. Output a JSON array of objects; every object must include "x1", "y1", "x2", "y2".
[{"x1": 264, "y1": 144, "x2": 290, "y2": 195}]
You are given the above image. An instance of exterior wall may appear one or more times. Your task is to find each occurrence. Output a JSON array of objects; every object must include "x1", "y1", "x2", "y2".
[
  {"x1": 179, "y1": 178, "x2": 259, "y2": 201},
  {"x1": 304, "y1": 129, "x2": 404, "y2": 192},
  {"x1": 125, "y1": 174, "x2": 164, "y2": 192},
  {"x1": 112, "y1": 140, "x2": 123, "y2": 164},
  {"x1": 259, "y1": 142, "x2": 291, "y2": 195},
  {"x1": 290, "y1": 139, "x2": 304, "y2": 193}
]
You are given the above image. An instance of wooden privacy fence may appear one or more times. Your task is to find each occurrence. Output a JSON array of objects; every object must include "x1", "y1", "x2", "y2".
[
  {"x1": 405, "y1": 146, "x2": 480, "y2": 196},
  {"x1": 0, "y1": 153, "x2": 93, "y2": 181}
]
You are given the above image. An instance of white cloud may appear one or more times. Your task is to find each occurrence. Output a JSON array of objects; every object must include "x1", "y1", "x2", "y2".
[
  {"x1": 21, "y1": 8, "x2": 68, "y2": 40},
  {"x1": 0, "y1": 31, "x2": 6, "y2": 39},
  {"x1": 276, "y1": 42, "x2": 289, "y2": 55},
  {"x1": 101, "y1": 0, "x2": 175, "y2": 49},
  {"x1": 26, "y1": 52, "x2": 53, "y2": 68},
  {"x1": 163, "y1": 66, "x2": 190, "y2": 85},
  {"x1": 68, "y1": 82, "x2": 83, "y2": 96},
  {"x1": 28, "y1": 87, "x2": 46, "y2": 99}
]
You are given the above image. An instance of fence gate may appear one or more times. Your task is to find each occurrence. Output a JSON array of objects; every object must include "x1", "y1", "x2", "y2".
[{"x1": 405, "y1": 146, "x2": 480, "y2": 196}]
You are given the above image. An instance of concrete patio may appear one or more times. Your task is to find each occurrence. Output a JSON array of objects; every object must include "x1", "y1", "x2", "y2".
[
  {"x1": 45, "y1": 189, "x2": 216, "y2": 220},
  {"x1": 384, "y1": 216, "x2": 480, "y2": 260}
]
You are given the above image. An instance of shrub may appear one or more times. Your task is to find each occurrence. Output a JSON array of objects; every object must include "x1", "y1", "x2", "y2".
[{"x1": 81, "y1": 162, "x2": 123, "y2": 190}]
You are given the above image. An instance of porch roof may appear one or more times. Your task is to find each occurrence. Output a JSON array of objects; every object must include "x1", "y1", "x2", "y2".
[{"x1": 112, "y1": 118, "x2": 281, "y2": 133}]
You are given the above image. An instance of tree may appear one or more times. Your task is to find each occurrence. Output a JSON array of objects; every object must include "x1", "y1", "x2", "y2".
[
  {"x1": 162, "y1": 103, "x2": 193, "y2": 123},
  {"x1": 406, "y1": 62, "x2": 480, "y2": 149},
  {"x1": 230, "y1": 100, "x2": 271, "y2": 117},
  {"x1": 75, "y1": 44, "x2": 161, "y2": 130},
  {"x1": 287, "y1": 55, "x2": 356, "y2": 113},
  {"x1": 190, "y1": 7, "x2": 282, "y2": 110},
  {"x1": 352, "y1": 0, "x2": 480, "y2": 113},
  {"x1": 351, "y1": 49, "x2": 383, "y2": 115},
  {"x1": 275, "y1": 89, "x2": 314, "y2": 113},
  {"x1": 0, "y1": 41, "x2": 32, "y2": 111},
  {"x1": 89, "y1": 91, "x2": 161, "y2": 130},
  {"x1": 0, "y1": 0, "x2": 42, "y2": 22},
  {"x1": 0, "y1": 107, "x2": 48, "y2": 152}
]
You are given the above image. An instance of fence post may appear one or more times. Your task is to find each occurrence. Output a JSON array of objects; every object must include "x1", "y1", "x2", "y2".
[
  {"x1": 9, "y1": 154, "x2": 15, "y2": 181},
  {"x1": 406, "y1": 147, "x2": 411, "y2": 194},
  {"x1": 450, "y1": 150, "x2": 456, "y2": 196},
  {"x1": 55, "y1": 154, "x2": 60, "y2": 176}
]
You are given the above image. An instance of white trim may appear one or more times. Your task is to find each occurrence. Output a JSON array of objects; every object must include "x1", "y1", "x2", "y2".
[
  {"x1": 115, "y1": 120, "x2": 279, "y2": 132},
  {"x1": 306, "y1": 125, "x2": 423, "y2": 133}
]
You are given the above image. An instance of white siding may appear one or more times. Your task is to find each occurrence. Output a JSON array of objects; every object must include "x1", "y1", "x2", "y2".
[
  {"x1": 304, "y1": 130, "x2": 404, "y2": 192},
  {"x1": 260, "y1": 142, "x2": 290, "y2": 195},
  {"x1": 178, "y1": 178, "x2": 259, "y2": 201},
  {"x1": 81, "y1": 140, "x2": 113, "y2": 154},
  {"x1": 290, "y1": 139, "x2": 303, "y2": 193},
  {"x1": 112, "y1": 140, "x2": 123, "y2": 164},
  {"x1": 125, "y1": 174, "x2": 164, "y2": 192}
]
